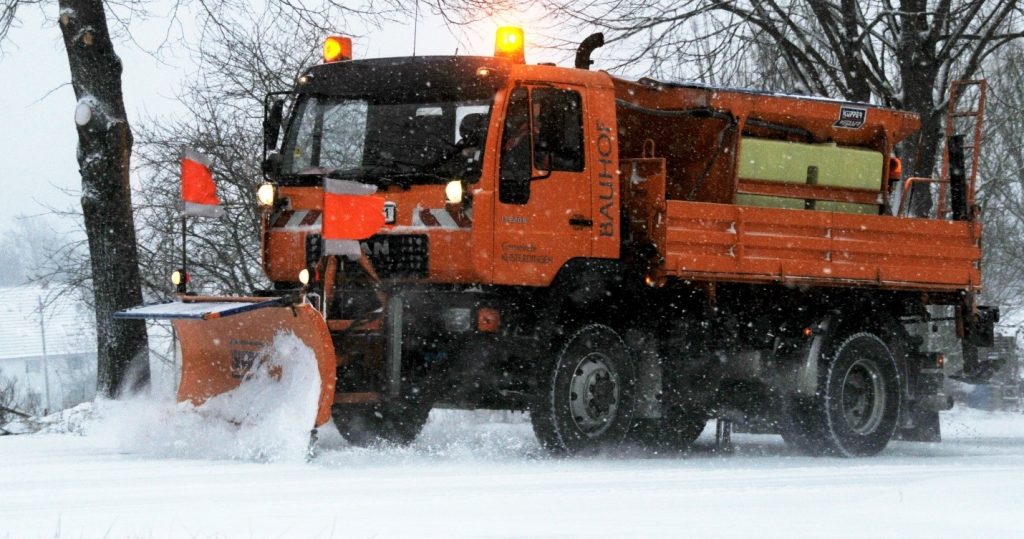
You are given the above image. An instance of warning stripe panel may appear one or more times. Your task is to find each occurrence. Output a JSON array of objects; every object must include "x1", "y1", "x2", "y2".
[
  {"x1": 271, "y1": 210, "x2": 322, "y2": 230},
  {"x1": 414, "y1": 208, "x2": 470, "y2": 230},
  {"x1": 272, "y1": 211, "x2": 295, "y2": 228},
  {"x1": 299, "y1": 211, "x2": 321, "y2": 226}
]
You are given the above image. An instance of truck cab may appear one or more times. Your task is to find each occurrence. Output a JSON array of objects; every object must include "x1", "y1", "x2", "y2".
[{"x1": 262, "y1": 55, "x2": 620, "y2": 290}]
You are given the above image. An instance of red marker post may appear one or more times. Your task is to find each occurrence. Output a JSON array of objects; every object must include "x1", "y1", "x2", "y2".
[
  {"x1": 181, "y1": 150, "x2": 223, "y2": 218},
  {"x1": 177, "y1": 150, "x2": 223, "y2": 293}
]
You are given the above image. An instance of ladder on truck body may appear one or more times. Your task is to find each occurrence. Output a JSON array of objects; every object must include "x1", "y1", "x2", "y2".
[
  {"x1": 896, "y1": 80, "x2": 986, "y2": 218},
  {"x1": 937, "y1": 80, "x2": 987, "y2": 218}
]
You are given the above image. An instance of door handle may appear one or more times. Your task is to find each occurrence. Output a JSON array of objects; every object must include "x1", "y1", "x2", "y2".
[{"x1": 569, "y1": 217, "x2": 593, "y2": 227}]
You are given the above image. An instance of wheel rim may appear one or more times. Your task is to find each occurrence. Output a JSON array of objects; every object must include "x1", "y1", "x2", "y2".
[
  {"x1": 839, "y1": 357, "x2": 886, "y2": 435},
  {"x1": 567, "y1": 352, "x2": 619, "y2": 437}
]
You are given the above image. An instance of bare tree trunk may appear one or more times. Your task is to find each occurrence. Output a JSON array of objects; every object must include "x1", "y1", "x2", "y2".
[
  {"x1": 899, "y1": 0, "x2": 942, "y2": 217},
  {"x1": 57, "y1": 0, "x2": 149, "y2": 397}
]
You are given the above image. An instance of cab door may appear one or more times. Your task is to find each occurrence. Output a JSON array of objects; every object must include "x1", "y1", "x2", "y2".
[{"x1": 492, "y1": 83, "x2": 592, "y2": 285}]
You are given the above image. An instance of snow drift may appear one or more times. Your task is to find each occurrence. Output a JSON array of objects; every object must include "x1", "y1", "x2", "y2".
[{"x1": 93, "y1": 331, "x2": 321, "y2": 462}]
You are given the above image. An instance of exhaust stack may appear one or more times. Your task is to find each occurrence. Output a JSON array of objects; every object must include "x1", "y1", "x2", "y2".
[{"x1": 575, "y1": 33, "x2": 605, "y2": 70}]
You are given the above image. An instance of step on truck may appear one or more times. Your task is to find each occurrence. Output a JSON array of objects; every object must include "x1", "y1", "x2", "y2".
[{"x1": 119, "y1": 28, "x2": 1000, "y2": 456}]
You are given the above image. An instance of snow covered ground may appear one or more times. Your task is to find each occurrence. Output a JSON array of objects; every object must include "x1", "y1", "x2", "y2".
[
  {"x1": 2, "y1": 334, "x2": 1021, "y2": 538},
  {"x1": 1, "y1": 405, "x2": 1022, "y2": 538}
]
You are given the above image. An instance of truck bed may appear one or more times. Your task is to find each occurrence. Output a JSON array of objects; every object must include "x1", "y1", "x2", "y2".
[{"x1": 624, "y1": 159, "x2": 982, "y2": 293}]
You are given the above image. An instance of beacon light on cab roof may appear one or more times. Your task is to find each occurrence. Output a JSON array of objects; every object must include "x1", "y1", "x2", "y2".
[
  {"x1": 323, "y1": 35, "x2": 352, "y2": 63},
  {"x1": 494, "y1": 26, "x2": 525, "y2": 64}
]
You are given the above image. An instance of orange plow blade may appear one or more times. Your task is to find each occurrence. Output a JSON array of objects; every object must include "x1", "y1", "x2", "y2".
[{"x1": 116, "y1": 298, "x2": 337, "y2": 427}]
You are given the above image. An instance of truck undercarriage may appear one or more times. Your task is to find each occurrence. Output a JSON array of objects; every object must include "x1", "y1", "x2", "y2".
[{"x1": 315, "y1": 271, "x2": 970, "y2": 455}]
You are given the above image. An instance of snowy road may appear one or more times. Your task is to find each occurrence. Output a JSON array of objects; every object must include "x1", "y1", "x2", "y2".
[{"x1": 2, "y1": 407, "x2": 1023, "y2": 538}]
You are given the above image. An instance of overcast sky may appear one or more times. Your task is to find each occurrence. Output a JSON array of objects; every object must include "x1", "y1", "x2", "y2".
[{"x1": 0, "y1": 3, "x2": 579, "y2": 235}]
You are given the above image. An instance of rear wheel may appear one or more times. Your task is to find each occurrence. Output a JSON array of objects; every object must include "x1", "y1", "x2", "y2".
[
  {"x1": 531, "y1": 324, "x2": 637, "y2": 454},
  {"x1": 783, "y1": 332, "x2": 901, "y2": 457},
  {"x1": 332, "y1": 399, "x2": 430, "y2": 447}
]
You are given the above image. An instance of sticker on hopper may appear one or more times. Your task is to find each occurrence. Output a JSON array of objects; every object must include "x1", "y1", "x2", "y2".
[{"x1": 834, "y1": 106, "x2": 867, "y2": 129}]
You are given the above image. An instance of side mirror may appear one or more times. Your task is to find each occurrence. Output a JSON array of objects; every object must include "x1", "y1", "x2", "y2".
[
  {"x1": 263, "y1": 99, "x2": 285, "y2": 151},
  {"x1": 262, "y1": 151, "x2": 282, "y2": 177},
  {"x1": 531, "y1": 152, "x2": 553, "y2": 181}
]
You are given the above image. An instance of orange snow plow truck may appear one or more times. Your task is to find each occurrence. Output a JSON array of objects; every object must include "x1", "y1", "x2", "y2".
[{"x1": 119, "y1": 29, "x2": 999, "y2": 456}]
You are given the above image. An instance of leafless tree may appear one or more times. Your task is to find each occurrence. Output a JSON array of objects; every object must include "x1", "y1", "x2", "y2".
[
  {"x1": 132, "y1": 10, "x2": 324, "y2": 297},
  {"x1": 0, "y1": 217, "x2": 67, "y2": 287},
  {"x1": 976, "y1": 43, "x2": 1024, "y2": 320},
  {"x1": 0, "y1": 370, "x2": 28, "y2": 425},
  {"x1": 50, "y1": 0, "x2": 150, "y2": 397}
]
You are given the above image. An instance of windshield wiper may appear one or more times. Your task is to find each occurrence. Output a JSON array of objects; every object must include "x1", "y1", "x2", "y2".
[
  {"x1": 378, "y1": 172, "x2": 451, "y2": 188},
  {"x1": 326, "y1": 165, "x2": 451, "y2": 190}
]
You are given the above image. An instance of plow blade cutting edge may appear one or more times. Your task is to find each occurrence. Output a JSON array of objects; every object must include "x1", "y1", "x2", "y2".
[{"x1": 115, "y1": 298, "x2": 337, "y2": 426}]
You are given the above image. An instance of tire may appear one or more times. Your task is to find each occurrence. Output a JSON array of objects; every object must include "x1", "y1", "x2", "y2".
[
  {"x1": 531, "y1": 324, "x2": 637, "y2": 454},
  {"x1": 332, "y1": 399, "x2": 430, "y2": 447},
  {"x1": 530, "y1": 404, "x2": 565, "y2": 454},
  {"x1": 782, "y1": 332, "x2": 902, "y2": 457}
]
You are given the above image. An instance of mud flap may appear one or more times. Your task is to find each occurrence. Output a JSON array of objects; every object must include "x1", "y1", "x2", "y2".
[
  {"x1": 895, "y1": 407, "x2": 941, "y2": 442},
  {"x1": 957, "y1": 304, "x2": 1000, "y2": 383},
  {"x1": 116, "y1": 299, "x2": 337, "y2": 426}
]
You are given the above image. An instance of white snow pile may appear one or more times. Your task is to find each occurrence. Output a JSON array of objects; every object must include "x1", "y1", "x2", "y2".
[
  {"x1": 316, "y1": 409, "x2": 542, "y2": 467},
  {"x1": 1, "y1": 402, "x2": 97, "y2": 436},
  {"x1": 92, "y1": 332, "x2": 322, "y2": 462}
]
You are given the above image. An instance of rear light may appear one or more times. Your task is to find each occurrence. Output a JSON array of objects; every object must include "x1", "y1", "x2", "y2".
[
  {"x1": 477, "y1": 308, "x2": 500, "y2": 333},
  {"x1": 889, "y1": 156, "x2": 903, "y2": 180}
]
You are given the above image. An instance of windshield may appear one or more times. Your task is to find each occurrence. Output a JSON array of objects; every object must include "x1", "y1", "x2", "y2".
[{"x1": 281, "y1": 95, "x2": 493, "y2": 186}]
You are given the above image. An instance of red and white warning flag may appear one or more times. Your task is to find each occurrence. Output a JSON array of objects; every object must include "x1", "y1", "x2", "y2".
[
  {"x1": 181, "y1": 149, "x2": 224, "y2": 218},
  {"x1": 322, "y1": 179, "x2": 385, "y2": 259}
]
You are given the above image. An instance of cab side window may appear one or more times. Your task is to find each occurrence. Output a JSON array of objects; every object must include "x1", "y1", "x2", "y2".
[
  {"x1": 532, "y1": 88, "x2": 584, "y2": 172},
  {"x1": 499, "y1": 87, "x2": 532, "y2": 204},
  {"x1": 499, "y1": 86, "x2": 585, "y2": 205}
]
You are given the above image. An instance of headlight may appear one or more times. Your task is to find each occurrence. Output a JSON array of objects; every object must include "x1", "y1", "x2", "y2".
[
  {"x1": 445, "y1": 180, "x2": 463, "y2": 205},
  {"x1": 257, "y1": 183, "x2": 276, "y2": 207},
  {"x1": 298, "y1": 268, "x2": 310, "y2": 285},
  {"x1": 171, "y1": 270, "x2": 183, "y2": 286}
]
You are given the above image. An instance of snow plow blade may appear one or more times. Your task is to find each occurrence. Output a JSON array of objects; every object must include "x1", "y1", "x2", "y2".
[{"x1": 116, "y1": 297, "x2": 337, "y2": 426}]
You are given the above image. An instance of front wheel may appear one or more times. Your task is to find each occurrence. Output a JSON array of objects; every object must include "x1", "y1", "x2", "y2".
[
  {"x1": 783, "y1": 332, "x2": 901, "y2": 457},
  {"x1": 531, "y1": 324, "x2": 637, "y2": 454},
  {"x1": 332, "y1": 399, "x2": 430, "y2": 447}
]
